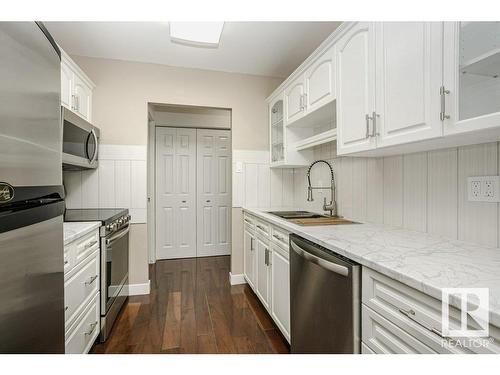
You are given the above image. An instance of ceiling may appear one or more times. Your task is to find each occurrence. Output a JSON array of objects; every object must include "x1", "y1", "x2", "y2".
[{"x1": 44, "y1": 22, "x2": 341, "y2": 78}]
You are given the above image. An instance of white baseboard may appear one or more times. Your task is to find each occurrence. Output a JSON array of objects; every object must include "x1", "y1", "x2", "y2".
[
  {"x1": 229, "y1": 272, "x2": 246, "y2": 285},
  {"x1": 128, "y1": 280, "x2": 151, "y2": 296}
]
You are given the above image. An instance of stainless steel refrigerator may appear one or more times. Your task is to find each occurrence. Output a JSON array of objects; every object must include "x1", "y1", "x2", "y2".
[{"x1": 0, "y1": 22, "x2": 65, "y2": 353}]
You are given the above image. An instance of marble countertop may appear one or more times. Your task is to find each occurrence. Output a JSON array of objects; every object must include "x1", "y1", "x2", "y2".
[
  {"x1": 63, "y1": 222, "x2": 101, "y2": 246},
  {"x1": 243, "y1": 207, "x2": 500, "y2": 328}
]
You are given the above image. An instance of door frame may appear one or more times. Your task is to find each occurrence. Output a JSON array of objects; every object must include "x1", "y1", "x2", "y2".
[{"x1": 146, "y1": 109, "x2": 232, "y2": 264}]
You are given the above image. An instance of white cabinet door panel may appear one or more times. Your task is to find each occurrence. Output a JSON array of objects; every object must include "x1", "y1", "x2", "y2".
[
  {"x1": 155, "y1": 127, "x2": 197, "y2": 259},
  {"x1": 305, "y1": 46, "x2": 336, "y2": 113},
  {"x1": 244, "y1": 229, "x2": 256, "y2": 288},
  {"x1": 271, "y1": 248, "x2": 290, "y2": 342},
  {"x1": 285, "y1": 77, "x2": 306, "y2": 125},
  {"x1": 73, "y1": 74, "x2": 92, "y2": 122},
  {"x1": 197, "y1": 129, "x2": 231, "y2": 257},
  {"x1": 375, "y1": 22, "x2": 443, "y2": 147},
  {"x1": 256, "y1": 237, "x2": 270, "y2": 309},
  {"x1": 336, "y1": 22, "x2": 376, "y2": 154},
  {"x1": 61, "y1": 61, "x2": 73, "y2": 110}
]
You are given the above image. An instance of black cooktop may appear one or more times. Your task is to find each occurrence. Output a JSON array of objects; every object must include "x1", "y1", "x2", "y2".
[{"x1": 64, "y1": 208, "x2": 129, "y2": 225}]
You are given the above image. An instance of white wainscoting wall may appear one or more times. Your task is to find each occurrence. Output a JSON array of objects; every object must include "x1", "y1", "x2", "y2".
[
  {"x1": 64, "y1": 144, "x2": 147, "y2": 224},
  {"x1": 232, "y1": 150, "x2": 295, "y2": 209},
  {"x1": 293, "y1": 141, "x2": 500, "y2": 248}
]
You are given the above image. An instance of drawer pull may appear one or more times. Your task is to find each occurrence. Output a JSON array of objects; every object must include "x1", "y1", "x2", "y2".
[
  {"x1": 256, "y1": 225, "x2": 266, "y2": 231},
  {"x1": 64, "y1": 260, "x2": 69, "y2": 265},
  {"x1": 244, "y1": 219, "x2": 252, "y2": 224},
  {"x1": 65, "y1": 306, "x2": 69, "y2": 311},
  {"x1": 84, "y1": 240, "x2": 98, "y2": 249},
  {"x1": 84, "y1": 275, "x2": 98, "y2": 286},
  {"x1": 273, "y1": 234, "x2": 284, "y2": 242},
  {"x1": 84, "y1": 321, "x2": 98, "y2": 336},
  {"x1": 398, "y1": 308, "x2": 416, "y2": 317}
]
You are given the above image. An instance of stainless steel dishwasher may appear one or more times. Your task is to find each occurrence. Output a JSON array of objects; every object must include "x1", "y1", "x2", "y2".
[{"x1": 290, "y1": 234, "x2": 360, "y2": 353}]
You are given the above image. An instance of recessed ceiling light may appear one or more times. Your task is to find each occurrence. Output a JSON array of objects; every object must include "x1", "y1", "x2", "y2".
[{"x1": 169, "y1": 22, "x2": 224, "y2": 48}]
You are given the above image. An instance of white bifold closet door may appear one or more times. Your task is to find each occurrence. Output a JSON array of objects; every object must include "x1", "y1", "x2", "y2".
[
  {"x1": 155, "y1": 127, "x2": 231, "y2": 260},
  {"x1": 155, "y1": 127, "x2": 197, "y2": 260},
  {"x1": 196, "y1": 129, "x2": 232, "y2": 257}
]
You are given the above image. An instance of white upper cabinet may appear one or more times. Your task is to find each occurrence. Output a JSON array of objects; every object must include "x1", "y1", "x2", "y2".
[
  {"x1": 61, "y1": 61, "x2": 74, "y2": 109},
  {"x1": 305, "y1": 46, "x2": 336, "y2": 113},
  {"x1": 375, "y1": 22, "x2": 444, "y2": 148},
  {"x1": 60, "y1": 49, "x2": 95, "y2": 123},
  {"x1": 336, "y1": 22, "x2": 376, "y2": 154},
  {"x1": 443, "y1": 22, "x2": 500, "y2": 136},
  {"x1": 284, "y1": 76, "x2": 306, "y2": 125},
  {"x1": 73, "y1": 74, "x2": 92, "y2": 122}
]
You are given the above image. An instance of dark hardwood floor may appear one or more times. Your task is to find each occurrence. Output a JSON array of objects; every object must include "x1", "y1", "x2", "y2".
[{"x1": 91, "y1": 255, "x2": 290, "y2": 354}]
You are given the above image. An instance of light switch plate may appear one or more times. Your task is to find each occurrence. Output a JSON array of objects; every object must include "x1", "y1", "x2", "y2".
[{"x1": 467, "y1": 176, "x2": 500, "y2": 202}]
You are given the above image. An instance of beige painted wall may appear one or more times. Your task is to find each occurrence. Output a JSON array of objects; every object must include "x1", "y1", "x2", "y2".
[
  {"x1": 72, "y1": 56, "x2": 282, "y2": 283},
  {"x1": 73, "y1": 56, "x2": 282, "y2": 149}
]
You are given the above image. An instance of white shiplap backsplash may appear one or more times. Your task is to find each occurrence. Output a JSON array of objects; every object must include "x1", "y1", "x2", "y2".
[
  {"x1": 64, "y1": 145, "x2": 147, "y2": 223},
  {"x1": 293, "y1": 141, "x2": 500, "y2": 248}
]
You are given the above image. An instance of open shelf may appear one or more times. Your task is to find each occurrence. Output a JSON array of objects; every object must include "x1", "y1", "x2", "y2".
[
  {"x1": 460, "y1": 47, "x2": 500, "y2": 78},
  {"x1": 295, "y1": 128, "x2": 337, "y2": 151},
  {"x1": 286, "y1": 100, "x2": 335, "y2": 129}
]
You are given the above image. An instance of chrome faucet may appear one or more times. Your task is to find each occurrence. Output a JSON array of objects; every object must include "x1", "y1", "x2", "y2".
[{"x1": 306, "y1": 160, "x2": 337, "y2": 217}]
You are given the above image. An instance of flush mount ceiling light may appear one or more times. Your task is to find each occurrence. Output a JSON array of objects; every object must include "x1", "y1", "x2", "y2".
[{"x1": 169, "y1": 22, "x2": 224, "y2": 48}]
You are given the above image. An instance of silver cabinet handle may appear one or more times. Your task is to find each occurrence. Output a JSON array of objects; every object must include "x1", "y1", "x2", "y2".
[
  {"x1": 84, "y1": 321, "x2": 98, "y2": 336},
  {"x1": 365, "y1": 114, "x2": 371, "y2": 138},
  {"x1": 303, "y1": 93, "x2": 308, "y2": 110},
  {"x1": 272, "y1": 234, "x2": 284, "y2": 242},
  {"x1": 244, "y1": 219, "x2": 252, "y2": 224},
  {"x1": 65, "y1": 306, "x2": 69, "y2": 311},
  {"x1": 371, "y1": 111, "x2": 380, "y2": 137},
  {"x1": 64, "y1": 260, "x2": 69, "y2": 265},
  {"x1": 290, "y1": 240, "x2": 349, "y2": 277},
  {"x1": 250, "y1": 237, "x2": 254, "y2": 251},
  {"x1": 84, "y1": 275, "x2": 98, "y2": 286},
  {"x1": 299, "y1": 93, "x2": 304, "y2": 111},
  {"x1": 440, "y1": 86, "x2": 450, "y2": 121},
  {"x1": 181, "y1": 200, "x2": 186, "y2": 203},
  {"x1": 398, "y1": 308, "x2": 416, "y2": 318},
  {"x1": 71, "y1": 94, "x2": 76, "y2": 110},
  {"x1": 84, "y1": 240, "x2": 98, "y2": 249},
  {"x1": 256, "y1": 225, "x2": 266, "y2": 232},
  {"x1": 265, "y1": 248, "x2": 269, "y2": 266},
  {"x1": 206, "y1": 200, "x2": 211, "y2": 203}
]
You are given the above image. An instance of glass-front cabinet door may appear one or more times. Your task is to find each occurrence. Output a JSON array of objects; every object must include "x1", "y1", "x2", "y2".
[
  {"x1": 444, "y1": 22, "x2": 500, "y2": 135},
  {"x1": 270, "y1": 98, "x2": 284, "y2": 164}
]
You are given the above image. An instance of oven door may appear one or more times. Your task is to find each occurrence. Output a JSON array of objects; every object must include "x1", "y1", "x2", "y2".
[
  {"x1": 62, "y1": 107, "x2": 99, "y2": 170},
  {"x1": 101, "y1": 225, "x2": 129, "y2": 313}
]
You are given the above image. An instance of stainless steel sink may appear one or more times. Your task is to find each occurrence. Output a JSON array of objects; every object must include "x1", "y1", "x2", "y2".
[
  {"x1": 267, "y1": 211, "x2": 327, "y2": 219},
  {"x1": 267, "y1": 211, "x2": 359, "y2": 226}
]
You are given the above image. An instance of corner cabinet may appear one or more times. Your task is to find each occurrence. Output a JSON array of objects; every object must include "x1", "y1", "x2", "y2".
[{"x1": 60, "y1": 49, "x2": 95, "y2": 123}]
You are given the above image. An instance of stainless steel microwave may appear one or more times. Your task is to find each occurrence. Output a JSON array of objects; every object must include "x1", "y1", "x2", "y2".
[{"x1": 62, "y1": 107, "x2": 100, "y2": 170}]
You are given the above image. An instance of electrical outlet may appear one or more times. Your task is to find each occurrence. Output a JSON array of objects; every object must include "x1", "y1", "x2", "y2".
[{"x1": 467, "y1": 176, "x2": 500, "y2": 202}]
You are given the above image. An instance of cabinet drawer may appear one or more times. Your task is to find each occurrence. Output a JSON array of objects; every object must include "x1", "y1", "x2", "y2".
[
  {"x1": 243, "y1": 213, "x2": 255, "y2": 227},
  {"x1": 64, "y1": 250, "x2": 100, "y2": 330},
  {"x1": 363, "y1": 267, "x2": 500, "y2": 354},
  {"x1": 271, "y1": 226, "x2": 289, "y2": 250},
  {"x1": 362, "y1": 304, "x2": 436, "y2": 354},
  {"x1": 65, "y1": 293, "x2": 100, "y2": 354},
  {"x1": 64, "y1": 245, "x2": 72, "y2": 273},
  {"x1": 74, "y1": 230, "x2": 99, "y2": 265},
  {"x1": 255, "y1": 219, "x2": 270, "y2": 239}
]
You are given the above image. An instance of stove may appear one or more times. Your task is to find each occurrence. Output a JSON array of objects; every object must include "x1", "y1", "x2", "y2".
[{"x1": 64, "y1": 208, "x2": 130, "y2": 342}]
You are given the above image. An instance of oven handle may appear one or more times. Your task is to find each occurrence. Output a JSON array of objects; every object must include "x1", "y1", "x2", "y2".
[
  {"x1": 290, "y1": 240, "x2": 349, "y2": 277},
  {"x1": 106, "y1": 225, "x2": 130, "y2": 245}
]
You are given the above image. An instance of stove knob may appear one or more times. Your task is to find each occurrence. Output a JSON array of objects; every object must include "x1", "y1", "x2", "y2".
[
  {"x1": 106, "y1": 224, "x2": 112, "y2": 231},
  {"x1": 118, "y1": 218, "x2": 124, "y2": 225},
  {"x1": 127, "y1": 214, "x2": 131, "y2": 222}
]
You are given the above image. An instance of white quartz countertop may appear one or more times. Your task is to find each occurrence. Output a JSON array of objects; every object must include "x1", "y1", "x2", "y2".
[
  {"x1": 243, "y1": 207, "x2": 500, "y2": 328},
  {"x1": 63, "y1": 222, "x2": 101, "y2": 246}
]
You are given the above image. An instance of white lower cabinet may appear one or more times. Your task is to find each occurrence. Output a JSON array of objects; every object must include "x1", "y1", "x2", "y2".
[
  {"x1": 64, "y1": 227, "x2": 101, "y2": 354},
  {"x1": 65, "y1": 293, "x2": 100, "y2": 354},
  {"x1": 271, "y1": 246, "x2": 290, "y2": 342},
  {"x1": 362, "y1": 267, "x2": 500, "y2": 354},
  {"x1": 242, "y1": 213, "x2": 291, "y2": 343},
  {"x1": 256, "y1": 236, "x2": 271, "y2": 310},
  {"x1": 243, "y1": 227, "x2": 257, "y2": 288}
]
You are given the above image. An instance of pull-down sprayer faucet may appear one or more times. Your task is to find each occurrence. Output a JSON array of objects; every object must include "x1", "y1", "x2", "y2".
[{"x1": 306, "y1": 160, "x2": 337, "y2": 217}]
